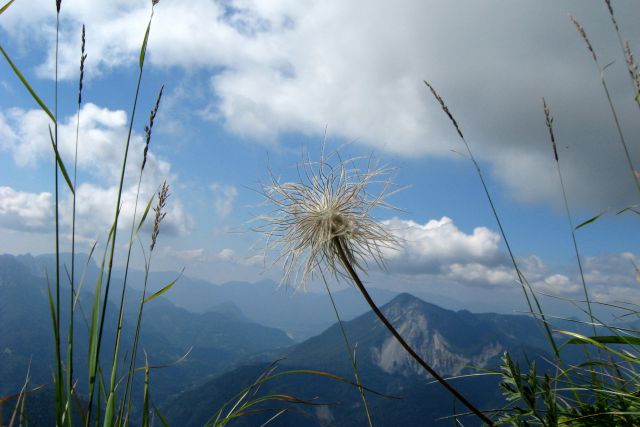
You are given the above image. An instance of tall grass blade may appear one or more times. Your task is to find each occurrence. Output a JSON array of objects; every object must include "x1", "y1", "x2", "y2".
[
  {"x1": 86, "y1": 6, "x2": 158, "y2": 423},
  {"x1": 47, "y1": 125, "x2": 74, "y2": 194},
  {"x1": 424, "y1": 80, "x2": 559, "y2": 358},
  {"x1": 141, "y1": 354, "x2": 150, "y2": 427},
  {"x1": 0, "y1": 46, "x2": 55, "y2": 121},
  {"x1": 86, "y1": 225, "x2": 114, "y2": 424},
  {"x1": 152, "y1": 404, "x2": 170, "y2": 427},
  {"x1": 139, "y1": 20, "x2": 151, "y2": 71},
  {"x1": 558, "y1": 330, "x2": 639, "y2": 362},
  {"x1": 143, "y1": 269, "x2": 183, "y2": 304},
  {"x1": 0, "y1": 0, "x2": 16, "y2": 14},
  {"x1": 46, "y1": 281, "x2": 63, "y2": 426},
  {"x1": 566, "y1": 336, "x2": 640, "y2": 346},
  {"x1": 319, "y1": 271, "x2": 373, "y2": 426},
  {"x1": 136, "y1": 194, "x2": 155, "y2": 237},
  {"x1": 575, "y1": 211, "x2": 606, "y2": 230}
]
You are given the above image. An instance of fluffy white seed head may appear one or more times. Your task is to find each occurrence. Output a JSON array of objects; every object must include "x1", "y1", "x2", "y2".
[{"x1": 255, "y1": 149, "x2": 399, "y2": 289}]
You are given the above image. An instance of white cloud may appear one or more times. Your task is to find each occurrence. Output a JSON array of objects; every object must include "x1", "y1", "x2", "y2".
[
  {"x1": 218, "y1": 248, "x2": 235, "y2": 261},
  {"x1": 0, "y1": 104, "x2": 193, "y2": 239},
  {"x1": 532, "y1": 274, "x2": 580, "y2": 294},
  {"x1": 0, "y1": 187, "x2": 52, "y2": 231},
  {"x1": 171, "y1": 247, "x2": 206, "y2": 262},
  {"x1": 210, "y1": 183, "x2": 238, "y2": 218},
  {"x1": 2, "y1": 1, "x2": 639, "y2": 208},
  {"x1": 445, "y1": 263, "x2": 514, "y2": 287},
  {"x1": 382, "y1": 216, "x2": 502, "y2": 274}
]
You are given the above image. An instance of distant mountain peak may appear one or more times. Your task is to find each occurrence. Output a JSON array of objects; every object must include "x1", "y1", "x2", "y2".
[{"x1": 372, "y1": 294, "x2": 504, "y2": 378}]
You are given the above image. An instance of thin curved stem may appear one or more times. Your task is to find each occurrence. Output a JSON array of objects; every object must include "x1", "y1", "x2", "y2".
[
  {"x1": 320, "y1": 271, "x2": 374, "y2": 427},
  {"x1": 333, "y1": 238, "x2": 495, "y2": 426}
]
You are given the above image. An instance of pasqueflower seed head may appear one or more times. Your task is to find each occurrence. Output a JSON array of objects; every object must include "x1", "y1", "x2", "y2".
[{"x1": 256, "y1": 149, "x2": 398, "y2": 289}]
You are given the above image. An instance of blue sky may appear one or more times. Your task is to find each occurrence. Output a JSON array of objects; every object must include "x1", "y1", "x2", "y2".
[{"x1": 1, "y1": 0, "x2": 639, "y2": 313}]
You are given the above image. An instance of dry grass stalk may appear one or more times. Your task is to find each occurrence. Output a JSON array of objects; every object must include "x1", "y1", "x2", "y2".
[
  {"x1": 570, "y1": 16, "x2": 597, "y2": 62},
  {"x1": 151, "y1": 180, "x2": 169, "y2": 252},
  {"x1": 142, "y1": 85, "x2": 164, "y2": 171}
]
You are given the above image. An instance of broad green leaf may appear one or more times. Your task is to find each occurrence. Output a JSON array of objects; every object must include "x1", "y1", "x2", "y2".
[
  {"x1": 48, "y1": 125, "x2": 75, "y2": 194},
  {"x1": 0, "y1": 45, "x2": 55, "y2": 121},
  {"x1": 144, "y1": 269, "x2": 184, "y2": 303},
  {"x1": 575, "y1": 211, "x2": 606, "y2": 230},
  {"x1": 0, "y1": 0, "x2": 16, "y2": 15},
  {"x1": 566, "y1": 335, "x2": 640, "y2": 346}
]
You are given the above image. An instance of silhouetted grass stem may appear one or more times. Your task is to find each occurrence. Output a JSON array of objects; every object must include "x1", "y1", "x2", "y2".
[{"x1": 333, "y1": 237, "x2": 495, "y2": 426}]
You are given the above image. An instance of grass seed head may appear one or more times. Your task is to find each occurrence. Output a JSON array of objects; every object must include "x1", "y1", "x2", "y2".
[
  {"x1": 151, "y1": 180, "x2": 169, "y2": 252},
  {"x1": 256, "y1": 149, "x2": 399, "y2": 289}
]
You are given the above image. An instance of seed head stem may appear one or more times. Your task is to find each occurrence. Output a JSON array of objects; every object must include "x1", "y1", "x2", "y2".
[{"x1": 333, "y1": 237, "x2": 495, "y2": 426}]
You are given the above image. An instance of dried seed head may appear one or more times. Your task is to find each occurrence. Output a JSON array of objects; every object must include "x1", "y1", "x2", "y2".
[
  {"x1": 151, "y1": 181, "x2": 169, "y2": 252},
  {"x1": 570, "y1": 16, "x2": 597, "y2": 63},
  {"x1": 78, "y1": 25, "x2": 87, "y2": 106},
  {"x1": 542, "y1": 98, "x2": 558, "y2": 162},
  {"x1": 142, "y1": 85, "x2": 164, "y2": 171},
  {"x1": 424, "y1": 80, "x2": 464, "y2": 140},
  {"x1": 255, "y1": 149, "x2": 399, "y2": 289},
  {"x1": 624, "y1": 41, "x2": 640, "y2": 99}
]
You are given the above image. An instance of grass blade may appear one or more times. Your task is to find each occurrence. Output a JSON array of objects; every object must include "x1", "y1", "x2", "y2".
[
  {"x1": 575, "y1": 211, "x2": 606, "y2": 230},
  {"x1": 566, "y1": 335, "x2": 640, "y2": 346},
  {"x1": 136, "y1": 194, "x2": 155, "y2": 237},
  {"x1": 0, "y1": 0, "x2": 16, "y2": 15},
  {"x1": 152, "y1": 404, "x2": 170, "y2": 427},
  {"x1": 143, "y1": 269, "x2": 183, "y2": 304},
  {"x1": 139, "y1": 20, "x2": 151, "y2": 70},
  {"x1": 558, "y1": 330, "x2": 640, "y2": 362},
  {"x1": 141, "y1": 354, "x2": 150, "y2": 427},
  {"x1": 48, "y1": 125, "x2": 75, "y2": 194},
  {"x1": 0, "y1": 45, "x2": 55, "y2": 121}
]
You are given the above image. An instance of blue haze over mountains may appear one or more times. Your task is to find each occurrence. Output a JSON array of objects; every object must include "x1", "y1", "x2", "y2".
[{"x1": 1, "y1": 252, "x2": 592, "y2": 425}]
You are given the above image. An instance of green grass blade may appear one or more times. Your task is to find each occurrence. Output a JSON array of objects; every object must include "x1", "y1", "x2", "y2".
[
  {"x1": 566, "y1": 335, "x2": 640, "y2": 345},
  {"x1": 558, "y1": 330, "x2": 640, "y2": 362},
  {"x1": 141, "y1": 355, "x2": 150, "y2": 427},
  {"x1": 152, "y1": 404, "x2": 170, "y2": 427},
  {"x1": 139, "y1": 20, "x2": 151, "y2": 70},
  {"x1": 87, "y1": 225, "x2": 114, "y2": 415},
  {"x1": 102, "y1": 392, "x2": 115, "y2": 427},
  {"x1": 48, "y1": 125, "x2": 75, "y2": 194},
  {"x1": 0, "y1": 0, "x2": 16, "y2": 15},
  {"x1": 0, "y1": 45, "x2": 55, "y2": 121},
  {"x1": 136, "y1": 194, "x2": 155, "y2": 238},
  {"x1": 143, "y1": 269, "x2": 183, "y2": 304},
  {"x1": 575, "y1": 211, "x2": 606, "y2": 230}
]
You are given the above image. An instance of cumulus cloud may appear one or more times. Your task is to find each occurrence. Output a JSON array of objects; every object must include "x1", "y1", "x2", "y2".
[
  {"x1": 0, "y1": 104, "x2": 192, "y2": 239},
  {"x1": 377, "y1": 216, "x2": 639, "y2": 303},
  {"x1": 0, "y1": 187, "x2": 52, "y2": 231},
  {"x1": 3, "y1": 1, "x2": 639, "y2": 208},
  {"x1": 210, "y1": 183, "x2": 238, "y2": 218},
  {"x1": 383, "y1": 216, "x2": 502, "y2": 274}
]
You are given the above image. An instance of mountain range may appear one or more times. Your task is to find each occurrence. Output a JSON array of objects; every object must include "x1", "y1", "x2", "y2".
[
  {"x1": 1, "y1": 253, "x2": 570, "y2": 426},
  {"x1": 160, "y1": 293, "x2": 556, "y2": 426}
]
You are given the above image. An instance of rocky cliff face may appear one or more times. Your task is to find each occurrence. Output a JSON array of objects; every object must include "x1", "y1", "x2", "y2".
[{"x1": 372, "y1": 296, "x2": 505, "y2": 378}]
